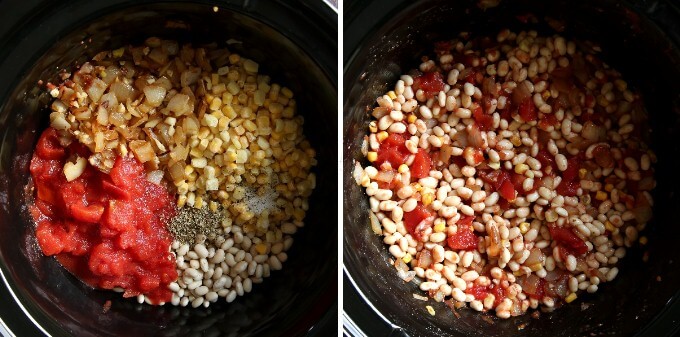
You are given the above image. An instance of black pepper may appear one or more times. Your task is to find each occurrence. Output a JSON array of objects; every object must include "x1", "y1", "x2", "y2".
[{"x1": 168, "y1": 206, "x2": 222, "y2": 244}]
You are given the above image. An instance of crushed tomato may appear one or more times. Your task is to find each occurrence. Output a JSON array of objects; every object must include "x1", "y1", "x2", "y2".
[
  {"x1": 472, "y1": 104, "x2": 494, "y2": 131},
  {"x1": 556, "y1": 156, "x2": 581, "y2": 197},
  {"x1": 376, "y1": 133, "x2": 408, "y2": 168},
  {"x1": 447, "y1": 216, "x2": 478, "y2": 250},
  {"x1": 467, "y1": 283, "x2": 506, "y2": 307},
  {"x1": 413, "y1": 72, "x2": 445, "y2": 98},
  {"x1": 478, "y1": 170, "x2": 517, "y2": 201},
  {"x1": 403, "y1": 204, "x2": 432, "y2": 241},
  {"x1": 30, "y1": 128, "x2": 178, "y2": 304},
  {"x1": 518, "y1": 97, "x2": 537, "y2": 122},
  {"x1": 549, "y1": 227, "x2": 588, "y2": 256},
  {"x1": 410, "y1": 149, "x2": 432, "y2": 179}
]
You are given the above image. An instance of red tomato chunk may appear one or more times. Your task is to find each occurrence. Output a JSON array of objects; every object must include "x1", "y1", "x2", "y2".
[
  {"x1": 472, "y1": 104, "x2": 494, "y2": 131},
  {"x1": 403, "y1": 204, "x2": 432, "y2": 242},
  {"x1": 478, "y1": 170, "x2": 517, "y2": 202},
  {"x1": 556, "y1": 156, "x2": 581, "y2": 197},
  {"x1": 376, "y1": 133, "x2": 408, "y2": 168},
  {"x1": 467, "y1": 283, "x2": 506, "y2": 307},
  {"x1": 410, "y1": 149, "x2": 432, "y2": 179},
  {"x1": 30, "y1": 128, "x2": 178, "y2": 304},
  {"x1": 413, "y1": 72, "x2": 445, "y2": 98},
  {"x1": 549, "y1": 227, "x2": 588, "y2": 256},
  {"x1": 447, "y1": 216, "x2": 478, "y2": 250},
  {"x1": 518, "y1": 97, "x2": 537, "y2": 122}
]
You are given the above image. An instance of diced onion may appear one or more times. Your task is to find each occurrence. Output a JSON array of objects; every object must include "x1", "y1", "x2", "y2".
[
  {"x1": 467, "y1": 124, "x2": 484, "y2": 149},
  {"x1": 146, "y1": 170, "x2": 164, "y2": 185},
  {"x1": 581, "y1": 121, "x2": 604, "y2": 142},
  {"x1": 86, "y1": 78, "x2": 108, "y2": 103},
  {"x1": 417, "y1": 250, "x2": 432, "y2": 269},
  {"x1": 167, "y1": 93, "x2": 191, "y2": 115},
  {"x1": 413, "y1": 293, "x2": 429, "y2": 301},
  {"x1": 375, "y1": 170, "x2": 394, "y2": 183},
  {"x1": 369, "y1": 211, "x2": 382, "y2": 235},
  {"x1": 110, "y1": 81, "x2": 136, "y2": 102},
  {"x1": 102, "y1": 66, "x2": 120, "y2": 85},
  {"x1": 525, "y1": 248, "x2": 546, "y2": 266},
  {"x1": 512, "y1": 80, "x2": 532, "y2": 104},
  {"x1": 143, "y1": 84, "x2": 167, "y2": 107},
  {"x1": 180, "y1": 68, "x2": 201, "y2": 87}
]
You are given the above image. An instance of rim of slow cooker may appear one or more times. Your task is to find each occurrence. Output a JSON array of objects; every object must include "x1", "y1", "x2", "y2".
[
  {"x1": 342, "y1": 1, "x2": 680, "y2": 336},
  {"x1": 0, "y1": 1, "x2": 337, "y2": 336}
]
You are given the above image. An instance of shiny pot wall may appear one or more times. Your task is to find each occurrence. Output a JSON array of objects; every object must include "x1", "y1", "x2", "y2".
[
  {"x1": 0, "y1": 1, "x2": 337, "y2": 336},
  {"x1": 343, "y1": 0, "x2": 680, "y2": 336}
]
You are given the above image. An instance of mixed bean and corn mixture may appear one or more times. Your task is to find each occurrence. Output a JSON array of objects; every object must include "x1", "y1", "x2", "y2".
[
  {"x1": 353, "y1": 30, "x2": 655, "y2": 318},
  {"x1": 37, "y1": 37, "x2": 316, "y2": 308}
]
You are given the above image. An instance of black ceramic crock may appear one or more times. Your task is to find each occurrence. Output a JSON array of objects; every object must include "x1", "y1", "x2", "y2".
[
  {"x1": 0, "y1": 1, "x2": 337, "y2": 336},
  {"x1": 343, "y1": 0, "x2": 680, "y2": 336}
]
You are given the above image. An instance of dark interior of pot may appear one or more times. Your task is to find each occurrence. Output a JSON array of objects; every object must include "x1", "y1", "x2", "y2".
[
  {"x1": 0, "y1": 2, "x2": 337, "y2": 337},
  {"x1": 343, "y1": 0, "x2": 680, "y2": 336}
]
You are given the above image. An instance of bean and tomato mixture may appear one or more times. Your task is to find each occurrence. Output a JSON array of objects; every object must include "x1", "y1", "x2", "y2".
[
  {"x1": 353, "y1": 30, "x2": 655, "y2": 318},
  {"x1": 30, "y1": 37, "x2": 316, "y2": 307}
]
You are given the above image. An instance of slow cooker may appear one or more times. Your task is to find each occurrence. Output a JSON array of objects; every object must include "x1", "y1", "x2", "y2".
[
  {"x1": 343, "y1": 0, "x2": 680, "y2": 336},
  {"x1": 0, "y1": 1, "x2": 337, "y2": 336}
]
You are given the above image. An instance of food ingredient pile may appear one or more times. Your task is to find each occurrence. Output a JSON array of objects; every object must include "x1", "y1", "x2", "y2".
[
  {"x1": 30, "y1": 37, "x2": 316, "y2": 308},
  {"x1": 353, "y1": 30, "x2": 655, "y2": 318}
]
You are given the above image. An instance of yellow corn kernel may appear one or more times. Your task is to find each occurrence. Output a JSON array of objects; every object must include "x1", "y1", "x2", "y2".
[
  {"x1": 208, "y1": 138, "x2": 224, "y2": 153},
  {"x1": 398, "y1": 164, "x2": 409, "y2": 174},
  {"x1": 255, "y1": 243, "x2": 268, "y2": 255},
  {"x1": 369, "y1": 121, "x2": 378, "y2": 133},
  {"x1": 387, "y1": 91, "x2": 397, "y2": 100},
  {"x1": 209, "y1": 97, "x2": 222, "y2": 111},
  {"x1": 112, "y1": 47, "x2": 125, "y2": 58},
  {"x1": 542, "y1": 91, "x2": 551, "y2": 100},
  {"x1": 595, "y1": 190, "x2": 607, "y2": 201},
  {"x1": 422, "y1": 193, "x2": 434, "y2": 206},
  {"x1": 605, "y1": 221, "x2": 615, "y2": 232},
  {"x1": 407, "y1": 114, "x2": 417, "y2": 124},
  {"x1": 519, "y1": 222, "x2": 530, "y2": 234},
  {"x1": 402, "y1": 253, "x2": 412, "y2": 264},
  {"x1": 194, "y1": 196, "x2": 203, "y2": 209},
  {"x1": 514, "y1": 163, "x2": 529, "y2": 175},
  {"x1": 639, "y1": 236, "x2": 648, "y2": 245},
  {"x1": 565, "y1": 293, "x2": 578, "y2": 303},
  {"x1": 426, "y1": 305, "x2": 435, "y2": 316},
  {"x1": 579, "y1": 168, "x2": 588, "y2": 179},
  {"x1": 513, "y1": 270, "x2": 525, "y2": 276},
  {"x1": 367, "y1": 151, "x2": 378, "y2": 162},
  {"x1": 177, "y1": 194, "x2": 187, "y2": 207},
  {"x1": 510, "y1": 136, "x2": 522, "y2": 147},
  {"x1": 529, "y1": 263, "x2": 543, "y2": 272},
  {"x1": 377, "y1": 131, "x2": 389, "y2": 142},
  {"x1": 433, "y1": 219, "x2": 446, "y2": 233},
  {"x1": 605, "y1": 184, "x2": 614, "y2": 192}
]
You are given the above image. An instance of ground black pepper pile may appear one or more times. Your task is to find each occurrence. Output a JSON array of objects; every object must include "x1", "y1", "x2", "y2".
[{"x1": 168, "y1": 207, "x2": 222, "y2": 244}]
